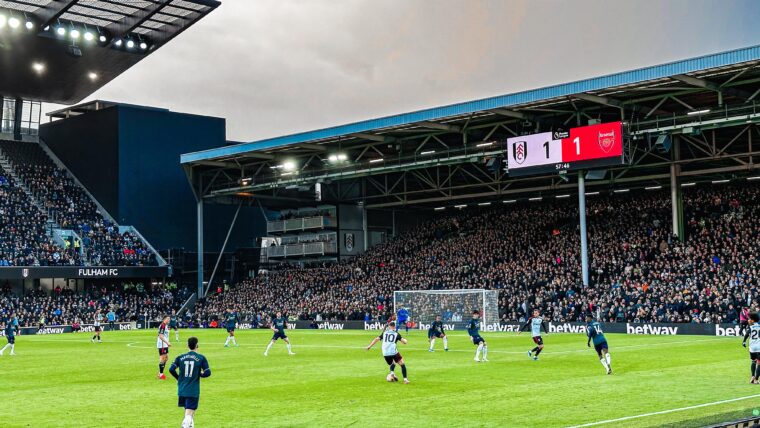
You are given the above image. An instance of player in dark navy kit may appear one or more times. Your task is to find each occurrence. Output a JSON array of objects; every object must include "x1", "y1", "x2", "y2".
[
  {"x1": 520, "y1": 309, "x2": 549, "y2": 361},
  {"x1": 170, "y1": 336, "x2": 211, "y2": 428},
  {"x1": 468, "y1": 310, "x2": 488, "y2": 362},
  {"x1": 586, "y1": 314, "x2": 612, "y2": 374},
  {"x1": 0, "y1": 321, "x2": 16, "y2": 356},
  {"x1": 264, "y1": 311, "x2": 295, "y2": 356},
  {"x1": 223, "y1": 308, "x2": 238, "y2": 348},
  {"x1": 428, "y1": 315, "x2": 449, "y2": 352},
  {"x1": 169, "y1": 309, "x2": 180, "y2": 342}
]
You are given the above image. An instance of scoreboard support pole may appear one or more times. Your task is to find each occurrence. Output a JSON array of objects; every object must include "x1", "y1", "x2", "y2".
[
  {"x1": 197, "y1": 198, "x2": 204, "y2": 299},
  {"x1": 578, "y1": 171, "x2": 590, "y2": 286}
]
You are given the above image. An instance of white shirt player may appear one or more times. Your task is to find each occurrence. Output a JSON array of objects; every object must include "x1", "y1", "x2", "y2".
[
  {"x1": 380, "y1": 329, "x2": 401, "y2": 356},
  {"x1": 749, "y1": 324, "x2": 760, "y2": 353},
  {"x1": 157, "y1": 323, "x2": 169, "y2": 349},
  {"x1": 530, "y1": 317, "x2": 544, "y2": 337},
  {"x1": 94, "y1": 314, "x2": 102, "y2": 327}
]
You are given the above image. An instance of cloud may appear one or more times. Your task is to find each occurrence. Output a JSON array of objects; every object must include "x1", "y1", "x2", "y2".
[{"x1": 44, "y1": 0, "x2": 760, "y2": 142}]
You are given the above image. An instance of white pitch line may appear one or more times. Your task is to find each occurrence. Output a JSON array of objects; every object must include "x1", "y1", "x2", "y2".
[
  {"x1": 119, "y1": 337, "x2": 727, "y2": 355},
  {"x1": 566, "y1": 394, "x2": 760, "y2": 428}
]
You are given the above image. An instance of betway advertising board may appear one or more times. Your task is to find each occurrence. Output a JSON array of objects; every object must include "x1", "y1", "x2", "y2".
[
  {"x1": 4, "y1": 322, "x2": 745, "y2": 337},
  {"x1": 237, "y1": 321, "x2": 746, "y2": 336},
  {"x1": 0, "y1": 322, "x2": 135, "y2": 336}
]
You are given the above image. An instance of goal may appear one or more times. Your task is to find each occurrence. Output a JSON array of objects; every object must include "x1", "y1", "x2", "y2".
[{"x1": 393, "y1": 289, "x2": 499, "y2": 327}]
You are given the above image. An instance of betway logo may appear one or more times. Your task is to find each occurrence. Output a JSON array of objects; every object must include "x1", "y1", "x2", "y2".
[
  {"x1": 36, "y1": 327, "x2": 65, "y2": 335},
  {"x1": 119, "y1": 324, "x2": 132, "y2": 331},
  {"x1": 716, "y1": 325, "x2": 742, "y2": 336},
  {"x1": 287, "y1": 323, "x2": 297, "y2": 330},
  {"x1": 78, "y1": 268, "x2": 119, "y2": 277},
  {"x1": 549, "y1": 323, "x2": 587, "y2": 334},
  {"x1": 482, "y1": 323, "x2": 521, "y2": 332},
  {"x1": 626, "y1": 323, "x2": 678, "y2": 335},
  {"x1": 317, "y1": 322, "x2": 344, "y2": 330},
  {"x1": 417, "y1": 323, "x2": 456, "y2": 331},
  {"x1": 365, "y1": 322, "x2": 385, "y2": 330}
]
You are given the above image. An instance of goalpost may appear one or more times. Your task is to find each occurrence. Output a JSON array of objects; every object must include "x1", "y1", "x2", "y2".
[{"x1": 393, "y1": 289, "x2": 499, "y2": 327}]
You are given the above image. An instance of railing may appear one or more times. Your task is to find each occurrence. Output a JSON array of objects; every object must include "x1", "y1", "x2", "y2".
[
  {"x1": 266, "y1": 241, "x2": 337, "y2": 258},
  {"x1": 266, "y1": 216, "x2": 337, "y2": 233}
]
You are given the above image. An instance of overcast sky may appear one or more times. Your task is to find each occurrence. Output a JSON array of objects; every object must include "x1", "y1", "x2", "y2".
[{"x1": 45, "y1": 0, "x2": 760, "y2": 142}]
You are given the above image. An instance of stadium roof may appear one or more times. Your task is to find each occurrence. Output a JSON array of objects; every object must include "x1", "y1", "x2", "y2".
[
  {"x1": 0, "y1": 0, "x2": 220, "y2": 104},
  {"x1": 182, "y1": 44, "x2": 760, "y2": 209}
]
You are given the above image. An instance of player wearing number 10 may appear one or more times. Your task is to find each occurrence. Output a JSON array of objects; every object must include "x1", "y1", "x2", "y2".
[{"x1": 170, "y1": 337, "x2": 211, "y2": 428}]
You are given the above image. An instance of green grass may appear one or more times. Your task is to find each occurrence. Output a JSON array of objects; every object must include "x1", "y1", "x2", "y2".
[{"x1": 1, "y1": 329, "x2": 758, "y2": 427}]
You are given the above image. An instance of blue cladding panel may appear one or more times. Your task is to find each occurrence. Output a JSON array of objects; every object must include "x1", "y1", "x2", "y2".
[{"x1": 181, "y1": 44, "x2": 760, "y2": 163}]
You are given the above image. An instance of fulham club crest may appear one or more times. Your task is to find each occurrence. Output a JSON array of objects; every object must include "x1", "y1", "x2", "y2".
[
  {"x1": 22, "y1": 268, "x2": 29, "y2": 278},
  {"x1": 345, "y1": 233, "x2": 355, "y2": 253},
  {"x1": 598, "y1": 129, "x2": 616, "y2": 153},
  {"x1": 512, "y1": 141, "x2": 527, "y2": 164}
]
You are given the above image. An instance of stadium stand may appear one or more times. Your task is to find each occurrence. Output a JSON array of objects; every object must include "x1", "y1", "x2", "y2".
[
  {"x1": 0, "y1": 163, "x2": 80, "y2": 266},
  {"x1": 194, "y1": 182, "x2": 760, "y2": 324},
  {"x1": 0, "y1": 281, "x2": 185, "y2": 327},
  {"x1": 0, "y1": 140, "x2": 157, "y2": 267}
]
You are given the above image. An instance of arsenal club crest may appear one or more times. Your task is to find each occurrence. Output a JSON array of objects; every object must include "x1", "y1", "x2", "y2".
[
  {"x1": 512, "y1": 141, "x2": 527, "y2": 165},
  {"x1": 598, "y1": 130, "x2": 616, "y2": 153}
]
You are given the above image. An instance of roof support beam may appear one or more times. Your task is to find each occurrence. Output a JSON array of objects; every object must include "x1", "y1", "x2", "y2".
[
  {"x1": 37, "y1": 0, "x2": 79, "y2": 29},
  {"x1": 296, "y1": 143, "x2": 327, "y2": 152},
  {"x1": 107, "y1": 0, "x2": 171, "y2": 39},
  {"x1": 573, "y1": 93, "x2": 623, "y2": 108},
  {"x1": 240, "y1": 153, "x2": 275, "y2": 160},
  {"x1": 350, "y1": 132, "x2": 392, "y2": 142},
  {"x1": 672, "y1": 74, "x2": 754, "y2": 101},
  {"x1": 574, "y1": 93, "x2": 665, "y2": 116},
  {"x1": 417, "y1": 121, "x2": 462, "y2": 133},
  {"x1": 195, "y1": 160, "x2": 238, "y2": 168},
  {"x1": 491, "y1": 108, "x2": 538, "y2": 122}
]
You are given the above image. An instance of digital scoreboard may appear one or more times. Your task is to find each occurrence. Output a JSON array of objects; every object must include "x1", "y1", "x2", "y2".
[{"x1": 506, "y1": 121, "x2": 625, "y2": 176}]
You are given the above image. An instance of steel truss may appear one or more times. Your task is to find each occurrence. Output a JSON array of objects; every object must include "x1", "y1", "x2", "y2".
[{"x1": 186, "y1": 60, "x2": 760, "y2": 210}]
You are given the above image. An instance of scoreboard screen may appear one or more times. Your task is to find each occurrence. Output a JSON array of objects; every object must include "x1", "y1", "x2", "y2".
[{"x1": 506, "y1": 121, "x2": 624, "y2": 176}]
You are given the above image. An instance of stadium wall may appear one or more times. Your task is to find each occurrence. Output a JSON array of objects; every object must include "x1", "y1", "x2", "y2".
[
  {"x1": 40, "y1": 104, "x2": 266, "y2": 252},
  {"x1": 39, "y1": 107, "x2": 120, "y2": 215}
]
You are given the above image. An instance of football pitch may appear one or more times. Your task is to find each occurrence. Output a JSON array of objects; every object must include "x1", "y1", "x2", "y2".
[{"x1": 1, "y1": 329, "x2": 758, "y2": 427}]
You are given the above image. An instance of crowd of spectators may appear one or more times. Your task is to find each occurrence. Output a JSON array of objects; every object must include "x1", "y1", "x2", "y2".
[
  {"x1": 0, "y1": 140, "x2": 156, "y2": 266},
  {"x1": 195, "y1": 182, "x2": 760, "y2": 324},
  {"x1": 0, "y1": 164, "x2": 81, "y2": 266},
  {"x1": 0, "y1": 282, "x2": 179, "y2": 327}
]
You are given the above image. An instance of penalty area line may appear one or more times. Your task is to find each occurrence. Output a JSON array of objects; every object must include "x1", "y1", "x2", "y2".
[{"x1": 567, "y1": 393, "x2": 760, "y2": 427}]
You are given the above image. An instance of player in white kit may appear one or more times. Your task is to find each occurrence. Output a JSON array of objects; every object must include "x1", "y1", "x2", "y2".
[
  {"x1": 157, "y1": 316, "x2": 172, "y2": 380},
  {"x1": 366, "y1": 321, "x2": 410, "y2": 384},
  {"x1": 519, "y1": 309, "x2": 549, "y2": 360},
  {"x1": 91, "y1": 310, "x2": 104, "y2": 343},
  {"x1": 742, "y1": 312, "x2": 760, "y2": 384}
]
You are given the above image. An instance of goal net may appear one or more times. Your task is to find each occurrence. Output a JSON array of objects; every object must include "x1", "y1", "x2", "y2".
[{"x1": 393, "y1": 289, "x2": 499, "y2": 327}]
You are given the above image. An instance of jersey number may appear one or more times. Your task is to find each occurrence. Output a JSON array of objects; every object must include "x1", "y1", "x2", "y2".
[
  {"x1": 383, "y1": 333, "x2": 396, "y2": 343},
  {"x1": 183, "y1": 361, "x2": 195, "y2": 377},
  {"x1": 751, "y1": 330, "x2": 760, "y2": 340}
]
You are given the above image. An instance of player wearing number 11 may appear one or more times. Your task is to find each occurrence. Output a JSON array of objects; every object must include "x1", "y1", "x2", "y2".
[{"x1": 170, "y1": 337, "x2": 211, "y2": 428}]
